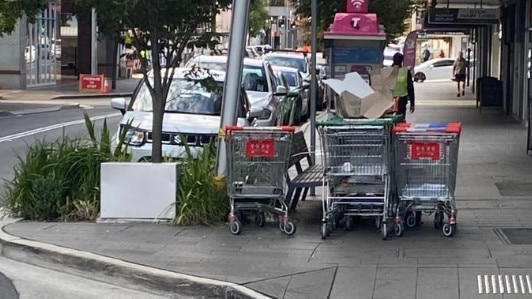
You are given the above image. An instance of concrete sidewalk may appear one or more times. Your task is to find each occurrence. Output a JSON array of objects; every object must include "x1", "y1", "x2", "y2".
[
  {"x1": 2, "y1": 86, "x2": 532, "y2": 298},
  {"x1": 0, "y1": 77, "x2": 138, "y2": 102}
]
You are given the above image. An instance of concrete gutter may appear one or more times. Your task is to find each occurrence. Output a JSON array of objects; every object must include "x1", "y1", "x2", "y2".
[
  {"x1": 52, "y1": 92, "x2": 133, "y2": 100},
  {"x1": 0, "y1": 218, "x2": 271, "y2": 299},
  {"x1": 0, "y1": 104, "x2": 80, "y2": 117}
]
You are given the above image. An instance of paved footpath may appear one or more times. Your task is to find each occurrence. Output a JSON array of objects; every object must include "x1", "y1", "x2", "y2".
[{"x1": 2, "y1": 85, "x2": 532, "y2": 298}]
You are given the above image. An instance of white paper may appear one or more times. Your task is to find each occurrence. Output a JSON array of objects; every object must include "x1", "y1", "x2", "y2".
[{"x1": 324, "y1": 72, "x2": 375, "y2": 99}]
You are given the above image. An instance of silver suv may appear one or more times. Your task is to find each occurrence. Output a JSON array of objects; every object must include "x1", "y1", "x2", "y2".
[{"x1": 185, "y1": 55, "x2": 288, "y2": 126}]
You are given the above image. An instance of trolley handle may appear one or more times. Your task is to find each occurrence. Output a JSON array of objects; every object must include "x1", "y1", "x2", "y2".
[{"x1": 225, "y1": 125, "x2": 296, "y2": 132}]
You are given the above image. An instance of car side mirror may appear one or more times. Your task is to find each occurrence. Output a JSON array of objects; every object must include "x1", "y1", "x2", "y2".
[
  {"x1": 247, "y1": 106, "x2": 264, "y2": 120},
  {"x1": 302, "y1": 81, "x2": 310, "y2": 89},
  {"x1": 110, "y1": 97, "x2": 127, "y2": 115},
  {"x1": 274, "y1": 85, "x2": 288, "y2": 96}
]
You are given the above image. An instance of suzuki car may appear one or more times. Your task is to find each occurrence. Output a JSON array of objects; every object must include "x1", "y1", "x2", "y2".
[{"x1": 110, "y1": 68, "x2": 252, "y2": 161}]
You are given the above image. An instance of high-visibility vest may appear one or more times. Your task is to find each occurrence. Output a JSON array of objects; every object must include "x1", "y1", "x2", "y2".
[{"x1": 392, "y1": 67, "x2": 408, "y2": 97}]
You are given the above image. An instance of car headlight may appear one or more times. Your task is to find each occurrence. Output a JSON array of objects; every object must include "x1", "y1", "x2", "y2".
[
  {"x1": 125, "y1": 129, "x2": 146, "y2": 146},
  {"x1": 256, "y1": 108, "x2": 272, "y2": 120}
]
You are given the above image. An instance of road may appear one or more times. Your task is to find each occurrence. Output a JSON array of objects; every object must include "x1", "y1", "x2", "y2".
[{"x1": 0, "y1": 256, "x2": 172, "y2": 299}]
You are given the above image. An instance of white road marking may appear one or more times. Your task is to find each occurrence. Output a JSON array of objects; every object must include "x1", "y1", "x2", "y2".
[
  {"x1": 479, "y1": 274, "x2": 532, "y2": 294},
  {"x1": 0, "y1": 113, "x2": 120, "y2": 143}
]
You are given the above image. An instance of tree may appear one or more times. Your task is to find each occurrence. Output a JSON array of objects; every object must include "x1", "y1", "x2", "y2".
[
  {"x1": 249, "y1": 0, "x2": 269, "y2": 38},
  {"x1": 0, "y1": 0, "x2": 48, "y2": 36},
  {"x1": 289, "y1": 0, "x2": 415, "y2": 42},
  {"x1": 75, "y1": 0, "x2": 232, "y2": 163}
]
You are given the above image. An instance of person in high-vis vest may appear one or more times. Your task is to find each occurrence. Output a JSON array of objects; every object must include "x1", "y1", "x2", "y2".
[{"x1": 391, "y1": 52, "x2": 415, "y2": 119}]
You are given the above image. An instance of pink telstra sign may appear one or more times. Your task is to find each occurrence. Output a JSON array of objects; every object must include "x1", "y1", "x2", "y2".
[{"x1": 346, "y1": 0, "x2": 369, "y2": 13}]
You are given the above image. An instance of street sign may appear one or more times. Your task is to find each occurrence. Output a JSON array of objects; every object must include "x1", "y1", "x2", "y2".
[
  {"x1": 427, "y1": 8, "x2": 500, "y2": 25},
  {"x1": 79, "y1": 74, "x2": 105, "y2": 92}
]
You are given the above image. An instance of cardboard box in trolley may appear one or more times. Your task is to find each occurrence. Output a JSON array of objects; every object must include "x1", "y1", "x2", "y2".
[{"x1": 324, "y1": 67, "x2": 399, "y2": 119}]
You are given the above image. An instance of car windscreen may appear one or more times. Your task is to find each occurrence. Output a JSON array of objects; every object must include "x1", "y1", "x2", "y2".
[
  {"x1": 264, "y1": 56, "x2": 306, "y2": 73},
  {"x1": 278, "y1": 71, "x2": 297, "y2": 87},
  {"x1": 242, "y1": 65, "x2": 269, "y2": 92},
  {"x1": 132, "y1": 78, "x2": 224, "y2": 115}
]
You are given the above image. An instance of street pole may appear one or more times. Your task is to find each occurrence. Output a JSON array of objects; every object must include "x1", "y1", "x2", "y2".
[
  {"x1": 216, "y1": 0, "x2": 250, "y2": 179},
  {"x1": 310, "y1": 0, "x2": 317, "y2": 195},
  {"x1": 91, "y1": 8, "x2": 97, "y2": 75}
]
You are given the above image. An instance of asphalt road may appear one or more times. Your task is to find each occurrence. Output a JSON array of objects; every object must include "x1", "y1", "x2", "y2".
[{"x1": 0, "y1": 256, "x2": 171, "y2": 299}]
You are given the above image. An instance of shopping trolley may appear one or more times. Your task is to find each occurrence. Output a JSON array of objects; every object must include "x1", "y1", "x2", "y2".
[
  {"x1": 317, "y1": 115, "x2": 403, "y2": 240},
  {"x1": 393, "y1": 122, "x2": 461, "y2": 237},
  {"x1": 225, "y1": 126, "x2": 296, "y2": 235}
]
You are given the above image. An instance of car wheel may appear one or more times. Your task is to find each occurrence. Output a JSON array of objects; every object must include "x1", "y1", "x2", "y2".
[{"x1": 414, "y1": 72, "x2": 426, "y2": 83}]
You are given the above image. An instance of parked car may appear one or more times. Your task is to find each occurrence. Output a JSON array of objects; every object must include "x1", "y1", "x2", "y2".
[
  {"x1": 242, "y1": 58, "x2": 289, "y2": 126},
  {"x1": 413, "y1": 58, "x2": 474, "y2": 83},
  {"x1": 272, "y1": 66, "x2": 310, "y2": 125},
  {"x1": 184, "y1": 55, "x2": 227, "y2": 71},
  {"x1": 109, "y1": 68, "x2": 252, "y2": 161},
  {"x1": 185, "y1": 55, "x2": 288, "y2": 126},
  {"x1": 263, "y1": 50, "x2": 310, "y2": 77}
]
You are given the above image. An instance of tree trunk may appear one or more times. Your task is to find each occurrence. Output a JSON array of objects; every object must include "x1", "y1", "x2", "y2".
[
  {"x1": 111, "y1": 38, "x2": 118, "y2": 89},
  {"x1": 151, "y1": 92, "x2": 164, "y2": 163}
]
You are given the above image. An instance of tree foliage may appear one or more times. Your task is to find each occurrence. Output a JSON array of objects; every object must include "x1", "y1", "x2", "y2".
[
  {"x1": 0, "y1": 0, "x2": 48, "y2": 36},
  {"x1": 75, "y1": 0, "x2": 232, "y2": 162},
  {"x1": 249, "y1": 0, "x2": 269, "y2": 38},
  {"x1": 289, "y1": 0, "x2": 415, "y2": 41}
]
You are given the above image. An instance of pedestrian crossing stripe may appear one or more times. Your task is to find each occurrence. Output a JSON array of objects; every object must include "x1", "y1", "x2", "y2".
[{"x1": 477, "y1": 274, "x2": 532, "y2": 294}]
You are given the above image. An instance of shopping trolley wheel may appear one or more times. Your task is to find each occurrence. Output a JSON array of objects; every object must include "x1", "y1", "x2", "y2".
[
  {"x1": 434, "y1": 212, "x2": 444, "y2": 229},
  {"x1": 283, "y1": 221, "x2": 297, "y2": 235},
  {"x1": 255, "y1": 212, "x2": 266, "y2": 227},
  {"x1": 321, "y1": 222, "x2": 329, "y2": 239},
  {"x1": 381, "y1": 222, "x2": 388, "y2": 240},
  {"x1": 442, "y1": 223, "x2": 455, "y2": 237},
  {"x1": 405, "y1": 212, "x2": 417, "y2": 229},
  {"x1": 230, "y1": 220, "x2": 242, "y2": 235},
  {"x1": 394, "y1": 222, "x2": 404, "y2": 237}
]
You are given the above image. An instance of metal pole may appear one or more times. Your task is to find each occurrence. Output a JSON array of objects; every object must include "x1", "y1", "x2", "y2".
[
  {"x1": 91, "y1": 8, "x2": 97, "y2": 75},
  {"x1": 216, "y1": 0, "x2": 250, "y2": 179},
  {"x1": 310, "y1": 0, "x2": 317, "y2": 195}
]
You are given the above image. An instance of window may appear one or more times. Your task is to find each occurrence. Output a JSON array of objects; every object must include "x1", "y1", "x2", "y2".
[
  {"x1": 432, "y1": 60, "x2": 454, "y2": 68},
  {"x1": 132, "y1": 78, "x2": 224, "y2": 115},
  {"x1": 242, "y1": 65, "x2": 268, "y2": 92}
]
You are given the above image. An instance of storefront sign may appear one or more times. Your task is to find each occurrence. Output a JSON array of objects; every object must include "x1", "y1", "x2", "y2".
[
  {"x1": 428, "y1": 8, "x2": 500, "y2": 25},
  {"x1": 79, "y1": 74, "x2": 104, "y2": 92}
]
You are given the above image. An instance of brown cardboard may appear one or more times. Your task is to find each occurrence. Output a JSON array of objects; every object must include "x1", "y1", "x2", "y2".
[{"x1": 328, "y1": 68, "x2": 399, "y2": 119}]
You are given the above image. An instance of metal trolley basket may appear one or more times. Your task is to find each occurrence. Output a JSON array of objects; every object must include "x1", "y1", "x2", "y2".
[
  {"x1": 317, "y1": 115, "x2": 403, "y2": 240},
  {"x1": 393, "y1": 122, "x2": 461, "y2": 237},
  {"x1": 225, "y1": 126, "x2": 296, "y2": 235}
]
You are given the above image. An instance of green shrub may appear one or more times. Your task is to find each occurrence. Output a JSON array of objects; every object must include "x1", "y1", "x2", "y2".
[
  {"x1": 175, "y1": 141, "x2": 229, "y2": 225},
  {"x1": 2, "y1": 113, "x2": 131, "y2": 221}
]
